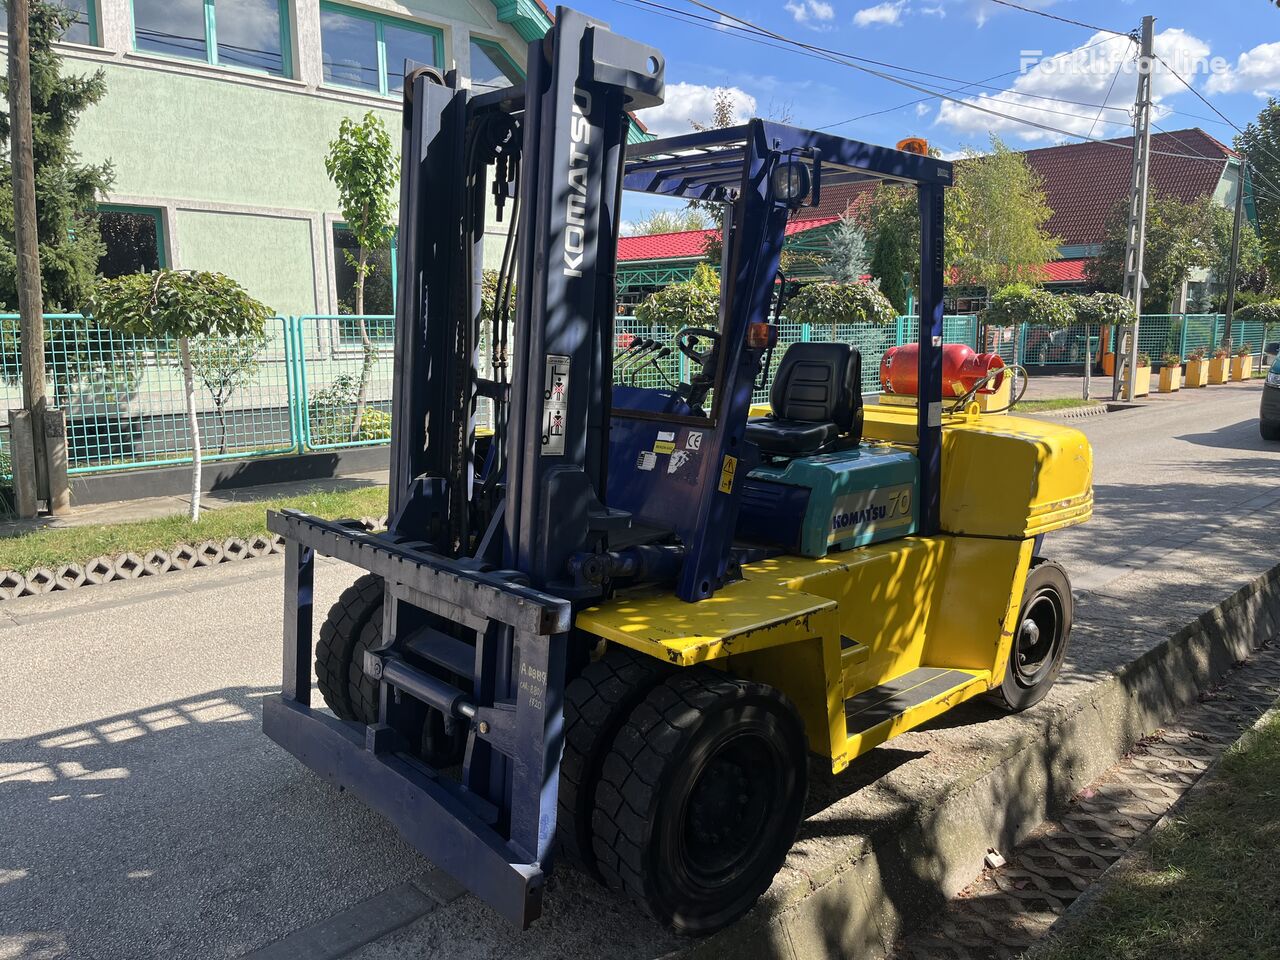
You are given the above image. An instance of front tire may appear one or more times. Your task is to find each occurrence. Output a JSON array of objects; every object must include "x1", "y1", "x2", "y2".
[
  {"x1": 989, "y1": 560, "x2": 1073, "y2": 712},
  {"x1": 591, "y1": 671, "x2": 808, "y2": 935},
  {"x1": 316, "y1": 574, "x2": 384, "y2": 722},
  {"x1": 1261, "y1": 419, "x2": 1280, "y2": 441}
]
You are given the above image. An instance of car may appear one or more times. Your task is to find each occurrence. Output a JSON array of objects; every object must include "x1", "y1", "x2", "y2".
[{"x1": 1262, "y1": 355, "x2": 1280, "y2": 441}]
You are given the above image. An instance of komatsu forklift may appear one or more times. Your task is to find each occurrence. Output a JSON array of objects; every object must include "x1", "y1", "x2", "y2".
[{"x1": 263, "y1": 6, "x2": 1092, "y2": 936}]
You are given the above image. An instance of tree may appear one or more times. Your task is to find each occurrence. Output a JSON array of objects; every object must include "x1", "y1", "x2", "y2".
[
  {"x1": 189, "y1": 331, "x2": 271, "y2": 455},
  {"x1": 1236, "y1": 99, "x2": 1280, "y2": 284},
  {"x1": 785, "y1": 280, "x2": 896, "y2": 336},
  {"x1": 0, "y1": 0, "x2": 111, "y2": 310},
  {"x1": 949, "y1": 137, "x2": 1059, "y2": 291},
  {"x1": 636, "y1": 263, "x2": 720, "y2": 330},
  {"x1": 1206, "y1": 199, "x2": 1264, "y2": 308},
  {"x1": 861, "y1": 184, "x2": 923, "y2": 314},
  {"x1": 820, "y1": 211, "x2": 870, "y2": 283},
  {"x1": 1087, "y1": 192, "x2": 1216, "y2": 312},
  {"x1": 983, "y1": 283, "x2": 1077, "y2": 329},
  {"x1": 88, "y1": 270, "x2": 271, "y2": 521},
  {"x1": 625, "y1": 207, "x2": 715, "y2": 236},
  {"x1": 325, "y1": 111, "x2": 398, "y2": 440}
]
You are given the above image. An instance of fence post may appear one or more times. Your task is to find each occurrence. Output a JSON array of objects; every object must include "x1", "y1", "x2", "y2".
[
  {"x1": 801, "y1": 321, "x2": 810, "y2": 343},
  {"x1": 292, "y1": 317, "x2": 311, "y2": 452},
  {"x1": 895, "y1": 315, "x2": 904, "y2": 348}
]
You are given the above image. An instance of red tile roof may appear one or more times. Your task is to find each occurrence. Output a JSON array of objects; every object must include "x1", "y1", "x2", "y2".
[
  {"x1": 1041, "y1": 257, "x2": 1088, "y2": 284},
  {"x1": 617, "y1": 216, "x2": 838, "y2": 262},
  {"x1": 807, "y1": 128, "x2": 1233, "y2": 248}
]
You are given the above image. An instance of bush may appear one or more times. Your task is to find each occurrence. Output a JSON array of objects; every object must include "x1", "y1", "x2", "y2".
[
  {"x1": 636, "y1": 264, "x2": 720, "y2": 329},
  {"x1": 1233, "y1": 301, "x2": 1280, "y2": 326},
  {"x1": 784, "y1": 280, "x2": 896, "y2": 328},
  {"x1": 1065, "y1": 291, "x2": 1136, "y2": 328},
  {"x1": 984, "y1": 284, "x2": 1077, "y2": 329},
  {"x1": 307, "y1": 374, "x2": 390, "y2": 445}
]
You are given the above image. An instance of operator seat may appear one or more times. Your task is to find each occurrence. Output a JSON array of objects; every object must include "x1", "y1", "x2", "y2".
[{"x1": 745, "y1": 342, "x2": 863, "y2": 457}]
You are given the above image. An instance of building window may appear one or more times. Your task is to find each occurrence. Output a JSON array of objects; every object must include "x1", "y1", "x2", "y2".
[
  {"x1": 97, "y1": 206, "x2": 167, "y2": 278},
  {"x1": 332, "y1": 225, "x2": 395, "y2": 342},
  {"x1": 131, "y1": 0, "x2": 292, "y2": 78},
  {"x1": 469, "y1": 38, "x2": 523, "y2": 90},
  {"x1": 319, "y1": 2, "x2": 441, "y2": 97},
  {"x1": 0, "y1": 1, "x2": 97, "y2": 45}
]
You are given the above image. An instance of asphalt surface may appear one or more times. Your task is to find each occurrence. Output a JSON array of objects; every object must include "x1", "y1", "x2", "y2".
[{"x1": 1, "y1": 380, "x2": 1277, "y2": 960}]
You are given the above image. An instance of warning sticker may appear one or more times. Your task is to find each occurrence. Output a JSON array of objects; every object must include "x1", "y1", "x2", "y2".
[
  {"x1": 541, "y1": 354, "x2": 570, "y2": 455},
  {"x1": 668, "y1": 450, "x2": 691, "y2": 474},
  {"x1": 653, "y1": 440, "x2": 676, "y2": 455},
  {"x1": 718, "y1": 455, "x2": 737, "y2": 494},
  {"x1": 637, "y1": 450, "x2": 657, "y2": 471}
]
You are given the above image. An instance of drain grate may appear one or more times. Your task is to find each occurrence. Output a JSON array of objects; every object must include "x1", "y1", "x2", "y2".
[{"x1": 889, "y1": 639, "x2": 1280, "y2": 960}]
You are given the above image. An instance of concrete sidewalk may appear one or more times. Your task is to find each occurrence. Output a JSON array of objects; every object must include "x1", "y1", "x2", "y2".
[{"x1": 0, "y1": 469, "x2": 389, "y2": 537}]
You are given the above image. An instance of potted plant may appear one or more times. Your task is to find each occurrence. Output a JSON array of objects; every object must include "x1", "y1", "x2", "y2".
[
  {"x1": 1158, "y1": 352, "x2": 1182, "y2": 393},
  {"x1": 1123, "y1": 352, "x2": 1151, "y2": 399},
  {"x1": 1231, "y1": 343, "x2": 1255, "y2": 381},
  {"x1": 1185, "y1": 347, "x2": 1209, "y2": 387},
  {"x1": 1209, "y1": 346, "x2": 1231, "y2": 384},
  {"x1": 1067, "y1": 292, "x2": 1134, "y2": 377}
]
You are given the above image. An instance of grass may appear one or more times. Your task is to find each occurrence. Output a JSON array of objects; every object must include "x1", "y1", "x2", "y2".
[
  {"x1": 1033, "y1": 709, "x2": 1280, "y2": 960},
  {"x1": 1013, "y1": 398, "x2": 1101, "y2": 413},
  {"x1": 0, "y1": 486, "x2": 388, "y2": 573}
]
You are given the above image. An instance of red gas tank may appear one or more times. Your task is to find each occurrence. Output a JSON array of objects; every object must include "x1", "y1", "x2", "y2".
[{"x1": 879, "y1": 343, "x2": 1006, "y2": 398}]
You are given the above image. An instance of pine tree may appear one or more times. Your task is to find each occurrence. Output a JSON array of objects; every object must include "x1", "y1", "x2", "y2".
[{"x1": 0, "y1": 0, "x2": 112, "y2": 311}]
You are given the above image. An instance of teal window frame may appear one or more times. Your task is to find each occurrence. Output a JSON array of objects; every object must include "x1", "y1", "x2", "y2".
[
  {"x1": 469, "y1": 36, "x2": 524, "y2": 88},
  {"x1": 318, "y1": 1, "x2": 443, "y2": 98},
  {"x1": 0, "y1": 1, "x2": 99, "y2": 45},
  {"x1": 97, "y1": 203, "x2": 169, "y2": 274},
  {"x1": 129, "y1": 0, "x2": 294, "y2": 79}
]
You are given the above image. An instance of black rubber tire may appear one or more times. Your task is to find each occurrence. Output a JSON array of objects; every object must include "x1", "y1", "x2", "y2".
[
  {"x1": 1261, "y1": 419, "x2": 1280, "y2": 441},
  {"x1": 591, "y1": 670, "x2": 808, "y2": 935},
  {"x1": 559, "y1": 644, "x2": 669, "y2": 876},
  {"x1": 989, "y1": 560, "x2": 1073, "y2": 712},
  {"x1": 316, "y1": 573, "x2": 384, "y2": 722}
]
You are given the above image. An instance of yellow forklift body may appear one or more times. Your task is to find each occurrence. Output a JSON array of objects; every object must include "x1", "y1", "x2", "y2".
[{"x1": 576, "y1": 412, "x2": 1091, "y2": 772}]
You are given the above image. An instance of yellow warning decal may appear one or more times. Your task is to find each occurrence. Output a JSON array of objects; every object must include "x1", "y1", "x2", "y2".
[
  {"x1": 718, "y1": 455, "x2": 737, "y2": 494},
  {"x1": 653, "y1": 440, "x2": 676, "y2": 455}
]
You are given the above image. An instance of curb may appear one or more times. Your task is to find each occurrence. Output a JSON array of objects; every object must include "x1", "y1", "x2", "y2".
[
  {"x1": 0, "y1": 515, "x2": 388, "y2": 601},
  {"x1": 676, "y1": 564, "x2": 1280, "y2": 960},
  {"x1": 1018, "y1": 403, "x2": 1109, "y2": 420},
  {"x1": 1024, "y1": 698, "x2": 1280, "y2": 958}
]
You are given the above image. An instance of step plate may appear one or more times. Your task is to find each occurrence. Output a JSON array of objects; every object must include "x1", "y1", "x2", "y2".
[{"x1": 845, "y1": 667, "x2": 976, "y2": 737}]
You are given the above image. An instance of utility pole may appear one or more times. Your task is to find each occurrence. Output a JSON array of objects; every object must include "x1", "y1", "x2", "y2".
[
  {"x1": 1220, "y1": 160, "x2": 1247, "y2": 356},
  {"x1": 6, "y1": 0, "x2": 50, "y2": 516},
  {"x1": 1113, "y1": 14, "x2": 1155, "y2": 402}
]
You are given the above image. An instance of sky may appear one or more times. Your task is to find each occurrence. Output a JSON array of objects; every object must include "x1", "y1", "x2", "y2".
[{"x1": 588, "y1": 0, "x2": 1280, "y2": 223}]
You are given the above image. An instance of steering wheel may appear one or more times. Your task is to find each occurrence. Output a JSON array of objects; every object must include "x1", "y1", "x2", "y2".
[{"x1": 676, "y1": 327, "x2": 720, "y2": 369}]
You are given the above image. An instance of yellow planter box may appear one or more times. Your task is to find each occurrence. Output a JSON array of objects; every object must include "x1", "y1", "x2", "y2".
[
  {"x1": 1209, "y1": 357, "x2": 1231, "y2": 384},
  {"x1": 1158, "y1": 366, "x2": 1182, "y2": 393},
  {"x1": 1122, "y1": 365, "x2": 1151, "y2": 399},
  {"x1": 1232, "y1": 355, "x2": 1254, "y2": 381},
  {"x1": 1185, "y1": 359, "x2": 1209, "y2": 387}
]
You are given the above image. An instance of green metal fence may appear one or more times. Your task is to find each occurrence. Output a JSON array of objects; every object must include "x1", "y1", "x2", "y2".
[{"x1": 1, "y1": 311, "x2": 1276, "y2": 487}]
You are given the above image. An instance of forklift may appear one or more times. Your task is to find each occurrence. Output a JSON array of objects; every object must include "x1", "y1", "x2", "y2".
[{"x1": 263, "y1": 6, "x2": 1093, "y2": 936}]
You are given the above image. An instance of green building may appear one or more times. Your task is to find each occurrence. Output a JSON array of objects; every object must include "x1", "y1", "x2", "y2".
[{"x1": 2, "y1": 0, "x2": 563, "y2": 316}]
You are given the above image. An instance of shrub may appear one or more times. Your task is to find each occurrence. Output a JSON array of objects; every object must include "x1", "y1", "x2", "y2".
[
  {"x1": 1162, "y1": 352, "x2": 1182, "y2": 366},
  {"x1": 636, "y1": 264, "x2": 720, "y2": 330},
  {"x1": 1213, "y1": 346, "x2": 1230, "y2": 359},
  {"x1": 1233, "y1": 301, "x2": 1280, "y2": 326},
  {"x1": 1065, "y1": 291, "x2": 1136, "y2": 328},
  {"x1": 984, "y1": 284, "x2": 1076, "y2": 329},
  {"x1": 1187, "y1": 347, "x2": 1206, "y2": 362},
  {"x1": 784, "y1": 280, "x2": 896, "y2": 328},
  {"x1": 1237, "y1": 342, "x2": 1253, "y2": 357},
  {"x1": 1136, "y1": 352, "x2": 1150, "y2": 368}
]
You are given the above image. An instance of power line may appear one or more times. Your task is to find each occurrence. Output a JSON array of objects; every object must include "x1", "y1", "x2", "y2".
[
  {"x1": 985, "y1": 0, "x2": 1133, "y2": 37},
  {"x1": 1088, "y1": 50, "x2": 1131, "y2": 140},
  {"x1": 645, "y1": 0, "x2": 1240, "y2": 164}
]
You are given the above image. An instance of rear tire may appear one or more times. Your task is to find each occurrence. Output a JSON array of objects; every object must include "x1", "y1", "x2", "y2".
[
  {"x1": 989, "y1": 560, "x2": 1072, "y2": 712},
  {"x1": 316, "y1": 574, "x2": 384, "y2": 722},
  {"x1": 558, "y1": 644, "x2": 669, "y2": 875},
  {"x1": 1261, "y1": 419, "x2": 1280, "y2": 441},
  {"x1": 591, "y1": 671, "x2": 807, "y2": 935}
]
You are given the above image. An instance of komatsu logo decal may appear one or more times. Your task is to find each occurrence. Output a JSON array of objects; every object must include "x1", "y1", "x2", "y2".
[
  {"x1": 833, "y1": 504, "x2": 888, "y2": 528},
  {"x1": 563, "y1": 88, "x2": 593, "y2": 279},
  {"x1": 829, "y1": 483, "x2": 914, "y2": 545}
]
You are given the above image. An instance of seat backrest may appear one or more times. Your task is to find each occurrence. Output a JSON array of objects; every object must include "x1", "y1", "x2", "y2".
[{"x1": 769, "y1": 342, "x2": 861, "y2": 432}]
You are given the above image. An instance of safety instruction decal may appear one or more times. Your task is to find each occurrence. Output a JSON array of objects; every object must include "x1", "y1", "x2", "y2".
[
  {"x1": 718, "y1": 454, "x2": 737, "y2": 494},
  {"x1": 637, "y1": 450, "x2": 657, "y2": 471},
  {"x1": 541, "y1": 354, "x2": 570, "y2": 455}
]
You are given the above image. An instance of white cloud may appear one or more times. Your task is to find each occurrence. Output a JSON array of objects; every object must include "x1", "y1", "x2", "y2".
[
  {"x1": 635, "y1": 82, "x2": 758, "y2": 137},
  {"x1": 785, "y1": 0, "x2": 835, "y2": 27},
  {"x1": 853, "y1": 1, "x2": 906, "y2": 27},
  {"x1": 915, "y1": 101, "x2": 931, "y2": 117},
  {"x1": 1206, "y1": 42, "x2": 1280, "y2": 97},
  {"x1": 920, "y1": 3, "x2": 946, "y2": 15},
  {"x1": 936, "y1": 28, "x2": 1211, "y2": 144}
]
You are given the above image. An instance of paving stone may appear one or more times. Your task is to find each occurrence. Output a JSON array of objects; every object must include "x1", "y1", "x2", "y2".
[
  {"x1": 0, "y1": 570, "x2": 27, "y2": 601},
  {"x1": 84, "y1": 556, "x2": 116, "y2": 585}
]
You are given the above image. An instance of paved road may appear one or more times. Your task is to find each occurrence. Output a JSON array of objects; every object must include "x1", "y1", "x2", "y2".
[{"x1": 1, "y1": 381, "x2": 1276, "y2": 960}]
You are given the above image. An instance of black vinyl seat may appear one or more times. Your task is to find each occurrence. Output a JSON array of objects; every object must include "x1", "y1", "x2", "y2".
[{"x1": 745, "y1": 342, "x2": 863, "y2": 457}]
